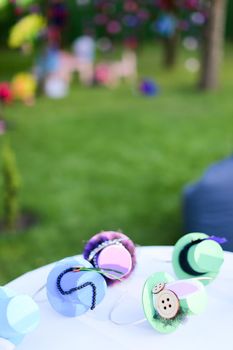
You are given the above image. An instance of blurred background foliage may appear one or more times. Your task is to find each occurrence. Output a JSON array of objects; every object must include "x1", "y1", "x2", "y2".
[
  {"x1": 0, "y1": 0, "x2": 232, "y2": 284},
  {"x1": 0, "y1": 45, "x2": 233, "y2": 283},
  {"x1": 0, "y1": 0, "x2": 233, "y2": 46}
]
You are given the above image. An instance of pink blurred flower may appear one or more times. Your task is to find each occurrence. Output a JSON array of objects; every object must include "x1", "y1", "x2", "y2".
[
  {"x1": 138, "y1": 9, "x2": 150, "y2": 22},
  {"x1": 95, "y1": 64, "x2": 110, "y2": 85},
  {"x1": 0, "y1": 82, "x2": 13, "y2": 105},
  {"x1": 185, "y1": 0, "x2": 199, "y2": 10},
  {"x1": 106, "y1": 20, "x2": 121, "y2": 34},
  {"x1": 94, "y1": 14, "x2": 108, "y2": 26},
  {"x1": 124, "y1": 0, "x2": 138, "y2": 12}
]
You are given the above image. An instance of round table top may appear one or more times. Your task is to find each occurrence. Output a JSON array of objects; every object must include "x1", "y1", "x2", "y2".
[{"x1": 6, "y1": 246, "x2": 233, "y2": 350}]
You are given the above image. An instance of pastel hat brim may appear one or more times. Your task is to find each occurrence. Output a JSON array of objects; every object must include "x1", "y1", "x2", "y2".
[
  {"x1": 0, "y1": 287, "x2": 39, "y2": 345},
  {"x1": 47, "y1": 257, "x2": 107, "y2": 317},
  {"x1": 180, "y1": 280, "x2": 207, "y2": 316},
  {"x1": 142, "y1": 272, "x2": 180, "y2": 334},
  {"x1": 172, "y1": 232, "x2": 223, "y2": 285}
]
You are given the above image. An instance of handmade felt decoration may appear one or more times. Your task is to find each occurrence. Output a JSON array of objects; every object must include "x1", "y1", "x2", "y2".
[
  {"x1": 142, "y1": 272, "x2": 207, "y2": 334},
  {"x1": 172, "y1": 232, "x2": 225, "y2": 285},
  {"x1": 0, "y1": 286, "x2": 40, "y2": 347},
  {"x1": 46, "y1": 257, "x2": 107, "y2": 317},
  {"x1": 83, "y1": 231, "x2": 136, "y2": 285}
]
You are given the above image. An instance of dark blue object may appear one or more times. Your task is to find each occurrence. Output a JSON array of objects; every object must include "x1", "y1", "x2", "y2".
[
  {"x1": 56, "y1": 267, "x2": 97, "y2": 310},
  {"x1": 183, "y1": 156, "x2": 233, "y2": 251},
  {"x1": 139, "y1": 79, "x2": 159, "y2": 97},
  {"x1": 123, "y1": 14, "x2": 140, "y2": 28}
]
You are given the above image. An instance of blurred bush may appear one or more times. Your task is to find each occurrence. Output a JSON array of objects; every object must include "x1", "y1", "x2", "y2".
[
  {"x1": 0, "y1": 0, "x2": 232, "y2": 47},
  {"x1": 2, "y1": 143, "x2": 21, "y2": 231}
]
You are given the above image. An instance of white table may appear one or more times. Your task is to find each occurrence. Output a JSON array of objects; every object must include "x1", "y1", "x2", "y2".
[{"x1": 7, "y1": 247, "x2": 233, "y2": 350}]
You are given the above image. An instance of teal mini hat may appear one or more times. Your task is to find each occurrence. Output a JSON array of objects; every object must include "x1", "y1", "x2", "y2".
[
  {"x1": 142, "y1": 272, "x2": 207, "y2": 334},
  {"x1": 172, "y1": 232, "x2": 225, "y2": 285},
  {"x1": 0, "y1": 286, "x2": 40, "y2": 346}
]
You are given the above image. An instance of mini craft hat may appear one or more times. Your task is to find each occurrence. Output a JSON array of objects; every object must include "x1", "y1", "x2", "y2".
[
  {"x1": 172, "y1": 232, "x2": 225, "y2": 285},
  {"x1": 142, "y1": 272, "x2": 207, "y2": 334},
  {"x1": 46, "y1": 257, "x2": 107, "y2": 317},
  {"x1": 83, "y1": 231, "x2": 136, "y2": 284},
  {"x1": 0, "y1": 286, "x2": 40, "y2": 347}
]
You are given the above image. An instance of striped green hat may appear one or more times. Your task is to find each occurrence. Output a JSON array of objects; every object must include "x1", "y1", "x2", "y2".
[{"x1": 172, "y1": 233, "x2": 224, "y2": 285}]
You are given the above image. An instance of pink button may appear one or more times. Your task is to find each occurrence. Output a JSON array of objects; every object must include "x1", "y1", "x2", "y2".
[{"x1": 97, "y1": 245, "x2": 132, "y2": 280}]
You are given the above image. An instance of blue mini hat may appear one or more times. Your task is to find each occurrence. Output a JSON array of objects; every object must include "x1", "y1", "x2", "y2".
[
  {"x1": 0, "y1": 286, "x2": 40, "y2": 346},
  {"x1": 46, "y1": 257, "x2": 107, "y2": 317}
]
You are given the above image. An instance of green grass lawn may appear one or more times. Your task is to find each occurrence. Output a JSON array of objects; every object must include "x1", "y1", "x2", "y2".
[{"x1": 0, "y1": 45, "x2": 233, "y2": 284}]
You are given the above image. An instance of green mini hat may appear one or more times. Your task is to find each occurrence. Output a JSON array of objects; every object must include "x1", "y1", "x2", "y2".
[
  {"x1": 142, "y1": 272, "x2": 207, "y2": 334},
  {"x1": 172, "y1": 232, "x2": 224, "y2": 285}
]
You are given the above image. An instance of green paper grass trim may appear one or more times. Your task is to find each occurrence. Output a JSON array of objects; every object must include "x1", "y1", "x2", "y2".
[{"x1": 153, "y1": 307, "x2": 188, "y2": 327}]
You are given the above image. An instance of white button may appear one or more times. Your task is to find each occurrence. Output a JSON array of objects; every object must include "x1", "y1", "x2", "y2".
[
  {"x1": 152, "y1": 282, "x2": 165, "y2": 294},
  {"x1": 156, "y1": 290, "x2": 180, "y2": 319}
]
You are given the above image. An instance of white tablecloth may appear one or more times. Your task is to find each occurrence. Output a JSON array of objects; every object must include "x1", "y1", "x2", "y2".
[{"x1": 7, "y1": 247, "x2": 233, "y2": 350}]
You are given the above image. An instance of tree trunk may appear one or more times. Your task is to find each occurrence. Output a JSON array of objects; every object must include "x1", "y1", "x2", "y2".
[
  {"x1": 199, "y1": 0, "x2": 227, "y2": 90},
  {"x1": 162, "y1": 32, "x2": 178, "y2": 69}
]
